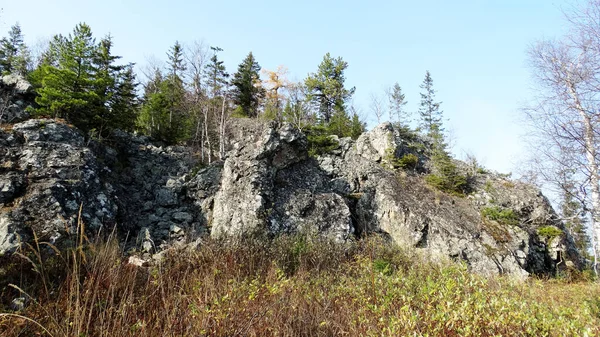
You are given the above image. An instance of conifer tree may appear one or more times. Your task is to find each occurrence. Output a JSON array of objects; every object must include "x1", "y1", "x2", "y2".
[
  {"x1": 418, "y1": 71, "x2": 443, "y2": 135},
  {"x1": 0, "y1": 23, "x2": 31, "y2": 75},
  {"x1": 110, "y1": 64, "x2": 138, "y2": 132},
  {"x1": 35, "y1": 23, "x2": 99, "y2": 130},
  {"x1": 165, "y1": 41, "x2": 187, "y2": 130},
  {"x1": 137, "y1": 42, "x2": 189, "y2": 143},
  {"x1": 388, "y1": 82, "x2": 409, "y2": 126},
  {"x1": 559, "y1": 169, "x2": 592, "y2": 258},
  {"x1": 34, "y1": 23, "x2": 136, "y2": 134},
  {"x1": 92, "y1": 35, "x2": 125, "y2": 134},
  {"x1": 205, "y1": 46, "x2": 229, "y2": 98},
  {"x1": 415, "y1": 71, "x2": 467, "y2": 194},
  {"x1": 231, "y1": 52, "x2": 265, "y2": 117},
  {"x1": 305, "y1": 53, "x2": 355, "y2": 123}
]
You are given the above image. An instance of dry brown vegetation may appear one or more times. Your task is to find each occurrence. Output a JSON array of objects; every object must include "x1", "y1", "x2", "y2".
[{"x1": 1, "y1": 231, "x2": 599, "y2": 336}]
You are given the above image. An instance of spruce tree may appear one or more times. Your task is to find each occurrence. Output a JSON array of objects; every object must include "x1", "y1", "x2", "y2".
[
  {"x1": 110, "y1": 64, "x2": 138, "y2": 132},
  {"x1": 205, "y1": 46, "x2": 229, "y2": 98},
  {"x1": 165, "y1": 41, "x2": 187, "y2": 131},
  {"x1": 231, "y1": 52, "x2": 265, "y2": 117},
  {"x1": 92, "y1": 35, "x2": 125, "y2": 134},
  {"x1": 559, "y1": 170, "x2": 592, "y2": 258},
  {"x1": 418, "y1": 71, "x2": 443, "y2": 135},
  {"x1": 388, "y1": 82, "x2": 409, "y2": 126}
]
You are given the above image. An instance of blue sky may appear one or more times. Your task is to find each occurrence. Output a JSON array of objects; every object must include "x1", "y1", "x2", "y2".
[{"x1": 1, "y1": 0, "x2": 568, "y2": 174}]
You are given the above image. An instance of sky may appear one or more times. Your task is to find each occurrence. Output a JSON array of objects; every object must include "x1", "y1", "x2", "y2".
[{"x1": 0, "y1": 0, "x2": 571, "y2": 174}]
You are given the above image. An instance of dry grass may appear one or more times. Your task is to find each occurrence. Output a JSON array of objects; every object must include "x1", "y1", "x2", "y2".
[{"x1": 1, "y1": 231, "x2": 599, "y2": 336}]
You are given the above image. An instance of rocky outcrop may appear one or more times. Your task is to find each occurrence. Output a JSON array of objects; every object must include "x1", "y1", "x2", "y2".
[
  {"x1": 0, "y1": 119, "x2": 201, "y2": 255},
  {"x1": 0, "y1": 74, "x2": 34, "y2": 124},
  {"x1": 0, "y1": 117, "x2": 582, "y2": 277}
]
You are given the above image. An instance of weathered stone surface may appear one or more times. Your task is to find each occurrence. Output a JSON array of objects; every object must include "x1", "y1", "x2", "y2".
[
  {"x1": 211, "y1": 119, "x2": 307, "y2": 238},
  {"x1": 0, "y1": 74, "x2": 34, "y2": 123},
  {"x1": 0, "y1": 117, "x2": 582, "y2": 277}
]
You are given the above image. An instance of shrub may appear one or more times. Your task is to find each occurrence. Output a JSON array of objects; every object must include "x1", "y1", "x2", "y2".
[
  {"x1": 481, "y1": 206, "x2": 519, "y2": 226},
  {"x1": 305, "y1": 126, "x2": 340, "y2": 157},
  {"x1": 2, "y1": 231, "x2": 600, "y2": 336},
  {"x1": 425, "y1": 171, "x2": 468, "y2": 196},
  {"x1": 397, "y1": 153, "x2": 419, "y2": 170},
  {"x1": 537, "y1": 226, "x2": 563, "y2": 241}
]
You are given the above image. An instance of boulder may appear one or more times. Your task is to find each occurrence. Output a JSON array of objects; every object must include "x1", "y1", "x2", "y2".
[{"x1": 0, "y1": 74, "x2": 34, "y2": 123}]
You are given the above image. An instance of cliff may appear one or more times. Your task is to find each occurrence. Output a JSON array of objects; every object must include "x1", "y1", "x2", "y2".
[{"x1": 0, "y1": 116, "x2": 582, "y2": 278}]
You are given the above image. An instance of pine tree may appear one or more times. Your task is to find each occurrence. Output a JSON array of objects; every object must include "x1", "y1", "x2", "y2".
[
  {"x1": 231, "y1": 52, "x2": 265, "y2": 117},
  {"x1": 305, "y1": 53, "x2": 355, "y2": 123},
  {"x1": 418, "y1": 71, "x2": 443, "y2": 135},
  {"x1": 34, "y1": 23, "x2": 136, "y2": 134},
  {"x1": 35, "y1": 23, "x2": 99, "y2": 130},
  {"x1": 0, "y1": 23, "x2": 31, "y2": 75}
]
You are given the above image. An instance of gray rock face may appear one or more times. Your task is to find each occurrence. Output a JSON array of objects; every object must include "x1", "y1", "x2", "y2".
[
  {"x1": 0, "y1": 117, "x2": 581, "y2": 277},
  {"x1": 0, "y1": 119, "x2": 201, "y2": 254},
  {"x1": 210, "y1": 119, "x2": 309, "y2": 238},
  {"x1": 0, "y1": 119, "x2": 117, "y2": 253},
  {"x1": 0, "y1": 74, "x2": 33, "y2": 124}
]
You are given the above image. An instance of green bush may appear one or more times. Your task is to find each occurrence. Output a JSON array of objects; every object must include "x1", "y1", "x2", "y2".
[
  {"x1": 426, "y1": 150, "x2": 469, "y2": 195},
  {"x1": 425, "y1": 172, "x2": 468, "y2": 196},
  {"x1": 397, "y1": 153, "x2": 419, "y2": 170},
  {"x1": 305, "y1": 126, "x2": 340, "y2": 157},
  {"x1": 481, "y1": 206, "x2": 519, "y2": 226},
  {"x1": 537, "y1": 226, "x2": 563, "y2": 240}
]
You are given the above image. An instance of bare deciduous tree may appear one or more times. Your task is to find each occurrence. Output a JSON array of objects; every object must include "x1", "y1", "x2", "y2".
[
  {"x1": 524, "y1": 0, "x2": 600, "y2": 273},
  {"x1": 369, "y1": 92, "x2": 384, "y2": 125}
]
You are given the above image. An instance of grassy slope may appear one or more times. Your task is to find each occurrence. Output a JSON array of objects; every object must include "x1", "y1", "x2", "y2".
[{"x1": 1, "y1": 234, "x2": 599, "y2": 337}]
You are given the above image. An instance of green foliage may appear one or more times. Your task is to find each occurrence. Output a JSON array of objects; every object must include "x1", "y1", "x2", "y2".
[
  {"x1": 398, "y1": 153, "x2": 419, "y2": 170},
  {"x1": 305, "y1": 53, "x2": 355, "y2": 123},
  {"x1": 384, "y1": 148, "x2": 420, "y2": 171},
  {"x1": 425, "y1": 161, "x2": 469, "y2": 196},
  {"x1": 373, "y1": 258, "x2": 393, "y2": 276},
  {"x1": 33, "y1": 23, "x2": 137, "y2": 135},
  {"x1": 231, "y1": 52, "x2": 265, "y2": 117},
  {"x1": 418, "y1": 70, "x2": 443, "y2": 135},
  {"x1": 327, "y1": 110, "x2": 361, "y2": 139},
  {"x1": 481, "y1": 206, "x2": 519, "y2": 226},
  {"x1": 205, "y1": 46, "x2": 229, "y2": 98},
  {"x1": 559, "y1": 174, "x2": 592, "y2": 258},
  {"x1": 305, "y1": 125, "x2": 340, "y2": 157},
  {"x1": 137, "y1": 76, "x2": 189, "y2": 144},
  {"x1": 537, "y1": 226, "x2": 563, "y2": 241},
  {"x1": 388, "y1": 82, "x2": 409, "y2": 126},
  {"x1": 0, "y1": 23, "x2": 31, "y2": 75},
  {"x1": 136, "y1": 41, "x2": 190, "y2": 144}
]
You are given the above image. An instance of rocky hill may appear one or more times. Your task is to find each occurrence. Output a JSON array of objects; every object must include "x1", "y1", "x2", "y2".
[{"x1": 0, "y1": 113, "x2": 582, "y2": 278}]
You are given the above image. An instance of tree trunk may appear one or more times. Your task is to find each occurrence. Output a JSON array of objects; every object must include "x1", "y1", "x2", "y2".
[
  {"x1": 219, "y1": 98, "x2": 226, "y2": 160},
  {"x1": 569, "y1": 83, "x2": 600, "y2": 273}
]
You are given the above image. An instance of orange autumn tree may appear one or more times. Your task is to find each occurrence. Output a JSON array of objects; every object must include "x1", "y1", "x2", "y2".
[{"x1": 261, "y1": 65, "x2": 290, "y2": 121}]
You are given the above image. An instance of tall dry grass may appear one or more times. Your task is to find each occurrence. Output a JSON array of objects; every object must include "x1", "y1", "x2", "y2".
[{"x1": 1, "y1": 228, "x2": 599, "y2": 336}]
